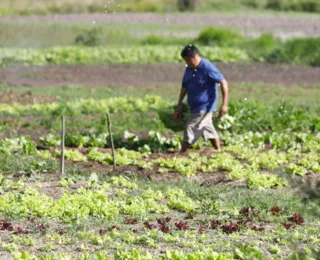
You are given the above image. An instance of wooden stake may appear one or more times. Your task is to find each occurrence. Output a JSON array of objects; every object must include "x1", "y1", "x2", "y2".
[
  {"x1": 106, "y1": 112, "x2": 116, "y2": 170},
  {"x1": 61, "y1": 116, "x2": 65, "y2": 175}
]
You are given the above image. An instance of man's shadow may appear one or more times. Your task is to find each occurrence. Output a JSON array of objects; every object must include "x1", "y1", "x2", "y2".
[{"x1": 157, "y1": 103, "x2": 190, "y2": 132}]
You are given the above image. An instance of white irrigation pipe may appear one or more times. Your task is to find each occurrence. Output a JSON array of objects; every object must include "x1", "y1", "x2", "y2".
[{"x1": 61, "y1": 116, "x2": 65, "y2": 175}]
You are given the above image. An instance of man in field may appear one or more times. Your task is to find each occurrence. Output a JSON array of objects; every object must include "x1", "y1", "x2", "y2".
[{"x1": 173, "y1": 44, "x2": 229, "y2": 153}]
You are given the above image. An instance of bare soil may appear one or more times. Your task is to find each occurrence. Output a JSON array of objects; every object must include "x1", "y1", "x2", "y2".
[
  {"x1": 0, "y1": 90, "x2": 57, "y2": 104},
  {"x1": 1, "y1": 62, "x2": 320, "y2": 88},
  {"x1": 1, "y1": 13, "x2": 319, "y2": 39}
]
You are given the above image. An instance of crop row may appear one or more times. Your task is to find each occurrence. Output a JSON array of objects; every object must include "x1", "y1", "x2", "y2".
[
  {"x1": 0, "y1": 176, "x2": 197, "y2": 222},
  {"x1": 0, "y1": 95, "x2": 168, "y2": 116},
  {"x1": 1, "y1": 134, "x2": 319, "y2": 188},
  {"x1": 1, "y1": 96, "x2": 319, "y2": 135},
  {"x1": 52, "y1": 146, "x2": 318, "y2": 187},
  {"x1": 38, "y1": 128, "x2": 320, "y2": 152},
  {"x1": 0, "y1": 46, "x2": 248, "y2": 67},
  {"x1": 8, "y1": 250, "x2": 233, "y2": 260}
]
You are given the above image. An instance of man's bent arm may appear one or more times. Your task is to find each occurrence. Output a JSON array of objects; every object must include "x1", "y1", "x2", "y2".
[
  {"x1": 177, "y1": 88, "x2": 187, "y2": 107},
  {"x1": 219, "y1": 79, "x2": 229, "y2": 116},
  {"x1": 173, "y1": 88, "x2": 187, "y2": 121}
]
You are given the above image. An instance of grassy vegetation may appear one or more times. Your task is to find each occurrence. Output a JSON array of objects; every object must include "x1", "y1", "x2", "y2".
[
  {"x1": 195, "y1": 28, "x2": 320, "y2": 66},
  {"x1": 199, "y1": 0, "x2": 320, "y2": 13},
  {"x1": 265, "y1": 37, "x2": 320, "y2": 66},
  {"x1": 1, "y1": 83, "x2": 320, "y2": 106},
  {"x1": 0, "y1": 82, "x2": 319, "y2": 137},
  {"x1": 1, "y1": 82, "x2": 319, "y2": 135},
  {"x1": 0, "y1": 22, "x2": 198, "y2": 48},
  {"x1": 0, "y1": 153, "x2": 58, "y2": 175},
  {"x1": 1, "y1": 23, "x2": 320, "y2": 67}
]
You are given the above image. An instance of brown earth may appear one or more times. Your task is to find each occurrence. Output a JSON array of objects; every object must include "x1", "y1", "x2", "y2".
[
  {"x1": 1, "y1": 13, "x2": 320, "y2": 39},
  {"x1": 0, "y1": 90, "x2": 57, "y2": 104},
  {"x1": 1, "y1": 62, "x2": 320, "y2": 88}
]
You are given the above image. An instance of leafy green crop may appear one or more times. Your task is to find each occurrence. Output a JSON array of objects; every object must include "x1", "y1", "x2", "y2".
[
  {"x1": 0, "y1": 95, "x2": 169, "y2": 116},
  {"x1": 247, "y1": 173, "x2": 287, "y2": 189},
  {"x1": 286, "y1": 164, "x2": 308, "y2": 176},
  {"x1": 0, "y1": 170, "x2": 317, "y2": 260},
  {"x1": 110, "y1": 176, "x2": 137, "y2": 189},
  {"x1": 0, "y1": 136, "x2": 37, "y2": 155},
  {"x1": 54, "y1": 149, "x2": 87, "y2": 162},
  {"x1": 0, "y1": 46, "x2": 249, "y2": 67}
]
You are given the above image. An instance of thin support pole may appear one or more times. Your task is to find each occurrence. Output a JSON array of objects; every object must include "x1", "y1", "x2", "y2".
[
  {"x1": 61, "y1": 116, "x2": 65, "y2": 175},
  {"x1": 106, "y1": 112, "x2": 116, "y2": 170}
]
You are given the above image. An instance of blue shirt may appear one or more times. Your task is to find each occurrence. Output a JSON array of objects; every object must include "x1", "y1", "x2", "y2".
[{"x1": 182, "y1": 58, "x2": 224, "y2": 113}]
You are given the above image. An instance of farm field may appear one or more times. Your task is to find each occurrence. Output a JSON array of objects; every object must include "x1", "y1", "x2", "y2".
[
  {"x1": 1, "y1": 85, "x2": 320, "y2": 259},
  {"x1": 0, "y1": 8, "x2": 320, "y2": 260}
]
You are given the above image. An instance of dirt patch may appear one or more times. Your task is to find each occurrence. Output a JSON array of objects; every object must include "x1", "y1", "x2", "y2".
[
  {"x1": 0, "y1": 90, "x2": 57, "y2": 104},
  {"x1": 62, "y1": 146, "x2": 244, "y2": 184},
  {"x1": 1, "y1": 63, "x2": 320, "y2": 88},
  {"x1": 0, "y1": 13, "x2": 319, "y2": 39},
  {"x1": 67, "y1": 158, "x2": 183, "y2": 182}
]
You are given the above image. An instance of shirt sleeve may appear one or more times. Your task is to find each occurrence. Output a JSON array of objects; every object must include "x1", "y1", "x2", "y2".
[{"x1": 207, "y1": 63, "x2": 224, "y2": 83}]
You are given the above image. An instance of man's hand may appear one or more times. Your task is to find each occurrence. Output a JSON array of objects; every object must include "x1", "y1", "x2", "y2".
[
  {"x1": 172, "y1": 104, "x2": 182, "y2": 123},
  {"x1": 219, "y1": 104, "x2": 228, "y2": 117}
]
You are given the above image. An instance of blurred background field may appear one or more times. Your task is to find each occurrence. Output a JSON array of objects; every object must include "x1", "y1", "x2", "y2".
[
  {"x1": 0, "y1": 0, "x2": 319, "y2": 15},
  {"x1": 1, "y1": 0, "x2": 320, "y2": 67}
]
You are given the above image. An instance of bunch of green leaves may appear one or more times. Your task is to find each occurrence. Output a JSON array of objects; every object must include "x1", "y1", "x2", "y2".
[
  {"x1": 54, "y1": 149, "x2": 87, "y2": 162},
  {"x1": 0, "y1": 136, "x2": 37, "y2": 155}
]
